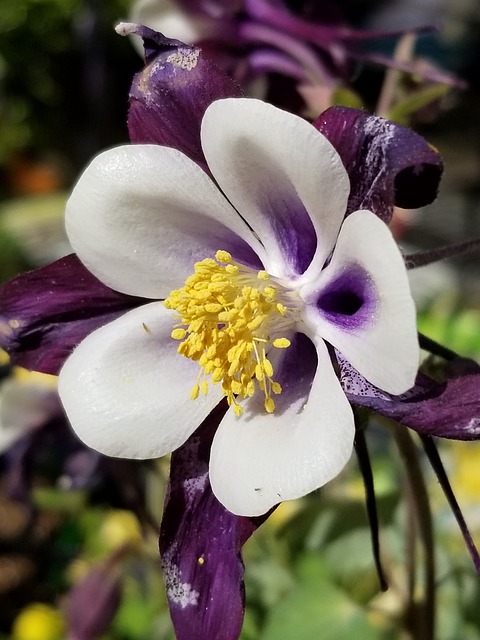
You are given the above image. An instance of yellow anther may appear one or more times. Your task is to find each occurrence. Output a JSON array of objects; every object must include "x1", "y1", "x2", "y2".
[
  {"x1": 197, "y1": 258, "x2": 218, "y2": 268},
  {"x1": 231, "y1": 380, "x2": 243, "y2": 394},
  {"x1": 190, "y1": 384, "x2": 200, "y2": 400},
  {"x1": 247, "y1": 315, "x2": 265, "y2": 331},
  {"x1": 204, "y1": 361, "x2": 215, "y2": 374},
  {"x1": 212, "y1": 368, "x2": 224, "y2": 383},
  {"x1": 263, "y1": 358, "x2": 274, "y2": 378},
  {"x1": 265, "y1": 397, "x2": 275, "y2": 413},
  {"x1": 273, "y1": 337, "x2": 291, "y2": 348},
  {"x1": 163, "y1": 250, "x2": 299, "y2": 416},
  {"x1": 233, "y1": 403, "x2": 243, "y2": 417},
  {"x1": 215, "y1": 250, "x2": 232, "y2": 263},
  {"x1": 228, "y1": 359, "x2": 240, "y2": 377},
  {"x1": 255, "y1": 364, "x2": 264, "y2": 381},
  {"x1": 206, "y1": 344, "x2": 216, "y2": 358},
  {"x1": 204, "y1": 303, "x2": 223, "y2": 313}
]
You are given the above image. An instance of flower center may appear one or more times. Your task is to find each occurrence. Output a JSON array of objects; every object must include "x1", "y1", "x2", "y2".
[{"x1": 164, "y1": 250, "x2": 298, "y2": 416}]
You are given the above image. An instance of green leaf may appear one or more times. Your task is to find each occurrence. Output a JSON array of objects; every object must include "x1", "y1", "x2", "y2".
[
  {"x1": 323, "y1": 528, "x2": 385, "y2": 603},
  {"x1": 33, "y1": 487, "x2": 86, "y2": 513},
  {"x1": 331, "y1": 86, "x2": 364, "y2": 109},
  {"x1": 262, "y1": 554, "x2": 383, "y2": 640},
  {"x1": 387, "y1": 84, "x2": 450, "y2": 125}
]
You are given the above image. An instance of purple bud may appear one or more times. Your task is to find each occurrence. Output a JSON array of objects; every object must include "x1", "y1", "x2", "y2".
[
  {"x1": 314, "y1": 106, "x2": 443, "y2": 222},
  {"x1": 116, "y1": 23, "x2": 243, "y2": 169}
]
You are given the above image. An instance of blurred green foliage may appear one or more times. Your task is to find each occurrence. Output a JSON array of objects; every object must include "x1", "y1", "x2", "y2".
[{"x1": 0, "y1": 0, "x2": 134, "y2": 172}]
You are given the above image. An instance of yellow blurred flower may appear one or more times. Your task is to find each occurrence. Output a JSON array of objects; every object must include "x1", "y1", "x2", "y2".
[
  {"x1": 268, "y1": 500, "x2": 302, "y2": 528},
  {"x1": 449, "y1": 441, "x2": 480, "y2": 503},
  {"x1": 12, "y1": 603, "x2": 65, "y2": 640},
  {"x1": 12, "y1": 366, "x2": 57, "y2": 388},
  {"x1": 100, "y1": 509, "x2": 143, "y2": 551}
]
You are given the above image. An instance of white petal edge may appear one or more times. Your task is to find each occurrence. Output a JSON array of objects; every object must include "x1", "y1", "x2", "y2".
[
  {"x1": 302, "y1": 210, "x2": 419, "y2": 395},
  {"x1": 209, "y1": 336, "x2": 354, "y2": 516},
  {"x1": 58, "y1": 302, "x2": 224, "y2": 459},
  {"x1": 201, "y1": 98, "x2": 350, "y2": 280},
  {"x1": 66, "y1": 144, "x2": 265, "y2": 299}
]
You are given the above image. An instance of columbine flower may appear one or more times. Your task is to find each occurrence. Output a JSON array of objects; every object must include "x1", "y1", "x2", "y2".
[
  {"x1": 1, "y1": 27, "x2": 477, "y2": 640},
  {"x1": 57, "y1": 95, "x2": 418, "y2": 517}
]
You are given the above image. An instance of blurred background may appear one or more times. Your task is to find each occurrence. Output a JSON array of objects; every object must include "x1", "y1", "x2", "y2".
[{"x1": 1, "y1": 1, "x2": 480, "y2": 638}]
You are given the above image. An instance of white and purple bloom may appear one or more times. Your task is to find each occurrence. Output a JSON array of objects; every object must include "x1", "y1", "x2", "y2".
[
  {"x1": 58, "y1": 93, "x2": 419, "y2": 517},
  {"x1": 2, "y1": 27, "x2": 479, "y2": 640}
]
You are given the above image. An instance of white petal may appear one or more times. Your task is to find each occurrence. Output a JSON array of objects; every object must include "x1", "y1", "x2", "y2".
[
  {"x1": 66, "y1": 144, "x2": 264, "y2": 298},
  {"x1": 302, "y1": 210, "x2": 419, "y2": 394},
  {"x1": 201, "y1": 98, "x2": 350, "y2": 280},
  {"x1": 58, "y1": 302, "x2": 223, "y2": 459},
  {"x1": 209, "y1": 335, "x2": 354, "y2": 516}
]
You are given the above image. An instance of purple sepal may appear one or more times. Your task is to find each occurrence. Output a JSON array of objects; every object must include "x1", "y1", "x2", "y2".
[
  {"x1": 160, "y1": 402, "x2": 269, "y2": 640},
  {"x1": 314, "y1": 106, "x2": 443, "y2": 222},
  {"x1": 0, "y1": 254, "x2": 142, "y2": 375},
  {"x1": 338, "y1": 352, "x2": 480, "y2": 440},
  {"x1": 123, "y1": 24, "x2": 243, "y2": 168}
]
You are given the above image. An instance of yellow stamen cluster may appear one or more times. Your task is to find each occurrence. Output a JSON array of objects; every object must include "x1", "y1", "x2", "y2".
[{"x1": 164, "y1": 250, "x2": 295, "y2": 416}]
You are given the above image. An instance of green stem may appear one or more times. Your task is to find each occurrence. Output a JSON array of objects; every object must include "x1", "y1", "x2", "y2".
[
  {"x1": 353, "y1": 410, "x2": 388, "y2": 591},
  {"x1": 376, "y1": 32, "x2": 416, "y2": 117},
  {"x1": 392, "y1": 425, "x2": 435, "y2": 640}
]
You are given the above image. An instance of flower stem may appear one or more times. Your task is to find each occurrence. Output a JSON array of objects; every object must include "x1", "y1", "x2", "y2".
[
  {"x1": 376, "y1": 33, "x2": 416, "y2": 117},
  {"x1": 354, "y1": 412, "x2": 388, "y2": 591},
  {"x1": 392, "y1": 425, "x2": 435, "y2": 640},
  {"x1": 420, "y1": 435, "x2": 480, "y2": 572}
]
